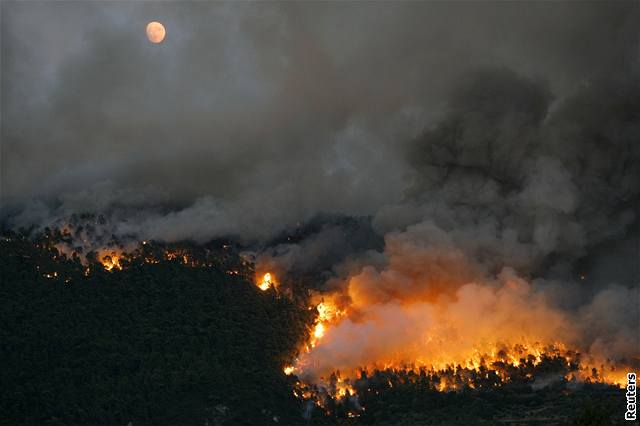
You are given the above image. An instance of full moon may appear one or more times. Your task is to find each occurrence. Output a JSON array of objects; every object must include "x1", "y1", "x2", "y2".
[{"x1": 146, "y1": 21, "x2": 166, "y2": 44}]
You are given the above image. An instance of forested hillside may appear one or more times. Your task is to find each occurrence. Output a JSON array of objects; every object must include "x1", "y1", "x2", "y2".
[
  {"x1": 0, "y1": 234, "x2": 628, "y2": 425},
  {"x1": 1, "y1": 234, "x2": 312, "y2": 425}
]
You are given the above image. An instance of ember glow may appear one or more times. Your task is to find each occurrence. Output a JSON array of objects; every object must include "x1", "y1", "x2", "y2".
[
  {"x1": 31, "y1": 226, "x2": 253, "y2": 283},
  {"x1": 99, "y1": 251, "x2": 123, "y2": 271},
  {"x1": 308, "y1": 300, "x2": 346, "y2": 349},
  {"x1": 257, "y1": 272, "x2": 274, "y2": 291}
]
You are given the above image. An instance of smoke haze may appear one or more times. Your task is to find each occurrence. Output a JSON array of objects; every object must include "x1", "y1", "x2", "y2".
[{"x1": 3, "y1": 2, "x2": 637, "y2": 238}]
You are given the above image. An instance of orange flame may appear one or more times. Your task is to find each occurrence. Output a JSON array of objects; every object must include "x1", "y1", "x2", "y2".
[
  {"x1": 288, "y1": 282, "x2": 630, "y2": 411},
  {"x1": 257, "y1": 272, "x2": 274, "y2": 291},
  {"x1": 99, "y1": 251, "x2": 122, "y2": 271}
]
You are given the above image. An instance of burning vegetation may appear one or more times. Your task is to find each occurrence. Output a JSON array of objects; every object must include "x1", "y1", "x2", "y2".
[
  {"x1": 17, "y1": 218, "x2": 254, "y2": 285},
  {"x1": 283, "y1": 296, "x2": 633, "y2": 417},
  {"x1": 1, "y1": 220, "x2": 635, "y2": 423},
  {"x1": 257, "y1": 272, "x2": 275, "y2": 291},
  {"x1": 262, "y1": 218, "x2": 638, "y2": 416}
]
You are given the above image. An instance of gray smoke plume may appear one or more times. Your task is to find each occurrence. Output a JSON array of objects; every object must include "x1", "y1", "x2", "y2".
[
  {"x1": 3, "y1": 2, "x2": 638, "y2": 241},
  {"x1": 290, "y1": 52, "x2": 639, "y2": 379}
]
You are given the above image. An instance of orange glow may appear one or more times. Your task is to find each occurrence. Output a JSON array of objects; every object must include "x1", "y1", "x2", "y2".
[
  {"x1": 146, "y1": 21, "x2": 166, "y2": 44},
  {"x1": 257, "y1": 272, "x2": 274, "y2": 291},
  {"x1": 99, "y1": 251, "x2": 122, "y2": 271},
  {"x1": 313, "y1": 323, "x2": 325, "y2": 340},
  {"x1": 336, "y1": 381, "x2": 355, "y2": 399},
  {"x1": 288, "y1": 283, "x2": 630, "y2": 409},
  {"x1": 308, "y1": 299, "x2": 346, "y2": 348}
]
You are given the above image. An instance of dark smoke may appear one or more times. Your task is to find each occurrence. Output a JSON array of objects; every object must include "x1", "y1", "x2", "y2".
[{"x1": 2, "y1": 2, "x2": 638, "y2": 241}]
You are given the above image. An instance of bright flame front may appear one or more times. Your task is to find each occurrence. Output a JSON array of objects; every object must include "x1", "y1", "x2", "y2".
[{"x1": 257, "y1": 272, "x2": 274, "y2": 291}]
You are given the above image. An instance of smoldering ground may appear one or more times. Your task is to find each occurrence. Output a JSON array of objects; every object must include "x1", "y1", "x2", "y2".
[{"x1": 2, "y1": 2, "x2": 639, "y2": 378}]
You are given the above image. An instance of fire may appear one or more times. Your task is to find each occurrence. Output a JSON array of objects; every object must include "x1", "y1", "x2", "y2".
[
  {"x1": 289, "y1": 340, "x2": 629, "y2": 416},
  {"x1": 39, "y1": 233, "x2": 258, "y2": 283},
  {"x1": 257, "y1": 272, "x2": 274, "y2": 291},
  {"x1": 317, "y1": 301, "x2": 338, "y2": 322},
  {"x1": 100, "y1": 251, "x2": 122, "y2": 271},
  {"x1": 313, "y1": 323, "x2": 325, "y2": 340},
  {"x1": 19, "y1": 226, "x2": 633, "y2": 419},
  {"x1": 335, "y1": 380, "x2": 355, "y2": 398},
  {"x1": 308, "y1": 299, "x2": 345, "y2": 348},
  {"x1": 286, "y1": 274, "x2": 632, "y2": 414}
]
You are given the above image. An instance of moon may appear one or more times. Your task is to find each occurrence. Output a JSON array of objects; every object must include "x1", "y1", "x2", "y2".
[{"x1": 146, "y1": 21, "x2": 166, "y2": 44}]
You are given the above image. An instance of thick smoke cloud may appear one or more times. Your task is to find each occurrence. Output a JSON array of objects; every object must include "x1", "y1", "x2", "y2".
[
  {"x1": 375, "y1": 66, "x2": 640, "y2": 282},
  {"x1": 292, "y1": 40, "x2": 640, "y2": 379},
  {"x1": 3, "y1": 2, "x2": 638, "y2": 243}
]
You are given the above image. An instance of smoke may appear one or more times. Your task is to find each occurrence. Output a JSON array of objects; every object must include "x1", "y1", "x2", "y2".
[
  {"x1": 297, "y1": 267, "x2": 574, "y2": 378},
  {"x1": 291, "y1": 49, "x2": 640, "y2": 379},
  {"x1": 3, "y1": 2, "x2": 638, "y2": 241},
  {"x1": 2, "y1": 1, "x2": 639, "y2": 382}
]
